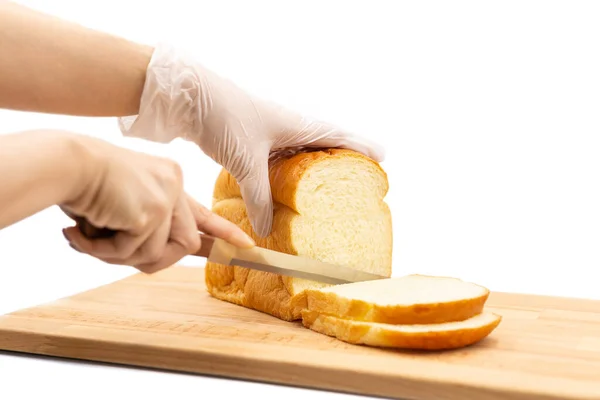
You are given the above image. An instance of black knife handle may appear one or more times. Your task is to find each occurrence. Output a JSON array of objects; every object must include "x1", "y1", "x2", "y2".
[{"x1": 75, "y1": 217, "x2": 117, "y2": 239}]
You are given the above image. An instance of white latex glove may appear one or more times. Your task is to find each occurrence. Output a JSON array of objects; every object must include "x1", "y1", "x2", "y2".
[{"x1": 118, "y1": 43, "x2": 385, "y2": 237}]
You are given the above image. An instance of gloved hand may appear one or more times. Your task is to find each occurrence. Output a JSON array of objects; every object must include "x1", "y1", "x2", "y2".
[{"x1": 118, "y1": 43, "x2": 385, "y2": 237}]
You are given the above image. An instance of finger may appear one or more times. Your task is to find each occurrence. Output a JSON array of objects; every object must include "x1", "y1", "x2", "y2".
[
  {"x1": 133, "y1": 194, "x2": 200, "y2": 271},
  {"x1": 64, "y1": 215, "x2": 161, "y2": 261},
  {"x1": 63, "y1": 225, "x2": 100, "y2": 254},
  {"x1": 63, "y1": 231, "x2": 123, "y2": 264},
  {"x1": 120, "y1": 195, "x2": 199, "y2": 271},
  {"x1": 235, "y1": 157, "x2": 273, "y2": 238},
  {"x1": 69, "y1": 243, "x2": 81, "y2": 253},
  {"x1": 63, "y1": 225, "x2": 125, "y2": 258},
  {"x1": 168, "y1": 194, "x2": 201, "y2": 253},
  {"x1": 187, "y1": 196, "x2": 255, "y2": 247},
  {"x1": 59, "y1": 207, "x2": 102, "y2": 237},
  {"x1": 124, "y1": 206, "x2": 173, "y2": 266},
  {"x1": 59, "y1": 206, "x2": 78, "y2": 221},
  {"x1": 134, "y1": 241, "x2": 188, "y2": 274},
  {"x1": 64, "y1": 229, "x2": 162, "y2": 268},
  {"x1": 131, "y1": 194, "x2": 199, "y2": 272},
  {"x1": 79, "y1": 215, "x2": 171, "y2": 267},
  {"x1": 65, "y1": 234, "x2": 82, "y2": 253},
  {"x1": 63, "y1": 224, "x2": 153, "y2": 266},
  {"x1": 280, "y1": 119, "x2": 386, "y2": 162}
]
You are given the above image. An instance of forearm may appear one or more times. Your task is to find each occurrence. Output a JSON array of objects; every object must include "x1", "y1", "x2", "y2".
[
  {"x1": 0, "y1": 1, "x2": 153, "y2": 116},
  {"x1": 0, "y1": 130, "x2": 84, "y2": 230}
]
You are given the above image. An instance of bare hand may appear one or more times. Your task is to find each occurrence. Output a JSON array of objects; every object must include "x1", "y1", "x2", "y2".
[{"x1": 61, "y1": 135, "x2": 254, "y2": 273}]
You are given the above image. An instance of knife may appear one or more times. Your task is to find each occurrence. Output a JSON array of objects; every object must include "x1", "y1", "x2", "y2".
[
  {"x1": 74, "y1": 218, "x2": 387, "y2": 285},
  {"x1": 194, "y1": 234, "x2": 387, "y2": 284}
]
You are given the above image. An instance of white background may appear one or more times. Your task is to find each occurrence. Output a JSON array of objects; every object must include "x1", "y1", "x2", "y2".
[{"x1": 1, "y1": 0, "x2": 600, "y2": 398}]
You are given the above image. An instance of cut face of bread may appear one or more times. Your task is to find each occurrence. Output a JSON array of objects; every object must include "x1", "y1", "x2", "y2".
[
  {"x1": 301, "y1": 310, "x2": 501, "y2": 350},
  {"x1": 204, "y1": 149, "x2": 393, "y2": 321},
  {"x1": 305, "y1": 274, "x2": 490, "y2": 325}
]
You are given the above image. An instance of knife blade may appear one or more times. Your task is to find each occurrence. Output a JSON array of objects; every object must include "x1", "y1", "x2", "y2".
[
  {"x1": 195, "y1": 234, "x2": 387, "y2": 285},
  {"x1": 75, "y1": 218, "x2": 386, "y2": 284}
]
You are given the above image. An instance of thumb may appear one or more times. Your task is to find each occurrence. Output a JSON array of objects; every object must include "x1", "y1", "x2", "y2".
[
  {"x1": 276, "y1": 117, "x2": 386, "y2": 163},
  {"x1": 234, "y1": 155, "x2": 274, "y2": 238}
]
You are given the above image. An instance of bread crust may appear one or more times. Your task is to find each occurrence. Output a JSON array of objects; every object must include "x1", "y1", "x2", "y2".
[
  {"x1": 205, "y1": 148, "x2": 389, "y2": 321},
  {"x1": 204, "y1": 201, "x2": 301, "y2": 320},
  {"x1": 212, "y1": 148, "x2": 388, "y2": 210},
  {"x1": 305, "y1": 279, "x2": 490, "y2": 325},
  {"x1": 301, "y1": 310, "x2": 502, "y2": 350}
]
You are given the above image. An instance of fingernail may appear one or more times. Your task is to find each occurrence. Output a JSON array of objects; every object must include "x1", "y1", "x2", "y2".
[
  {"x1": 238, "y1": 232, "x2": 256, "y2": 248},
  {"x1": 68, "y1": 243, "x2": 81, "y2": 253}
]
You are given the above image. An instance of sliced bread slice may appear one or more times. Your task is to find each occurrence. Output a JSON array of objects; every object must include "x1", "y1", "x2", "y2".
[
  {"x1": 305, "y1": 274, "x2": 490, "y2": 325},
  {"x1": 301, "y1": 310, "x2": 501, "y2": 350}
]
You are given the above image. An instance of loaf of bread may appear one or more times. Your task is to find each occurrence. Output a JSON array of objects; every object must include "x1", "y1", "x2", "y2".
[
  {"x1": 205, "y1": 148, "x2": 501, "y2": 350},
  {"x1": 205, "y1": 149, "x2": 393, "y2": 321},
  {"x1": 305, "y1": 274, "x2": 490, "y2": 325}
]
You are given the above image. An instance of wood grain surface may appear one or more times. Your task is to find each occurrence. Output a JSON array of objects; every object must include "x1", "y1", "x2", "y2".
[{"x1": 1, "y1": 266, "x2": 599, "y2": 400}]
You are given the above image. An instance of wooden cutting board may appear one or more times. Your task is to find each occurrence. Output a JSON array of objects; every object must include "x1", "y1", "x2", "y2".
[{"x1": 1, "y1": 266, "x2": 600, "y2": 400}]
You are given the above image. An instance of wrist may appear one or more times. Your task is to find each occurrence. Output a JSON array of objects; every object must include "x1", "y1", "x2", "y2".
[
  {"x1": 117, "y1": 43, "x2": 202, "y2": 144},
  {"x1": 53, "y1": 131, "x2": 101, "y2": 206}
]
